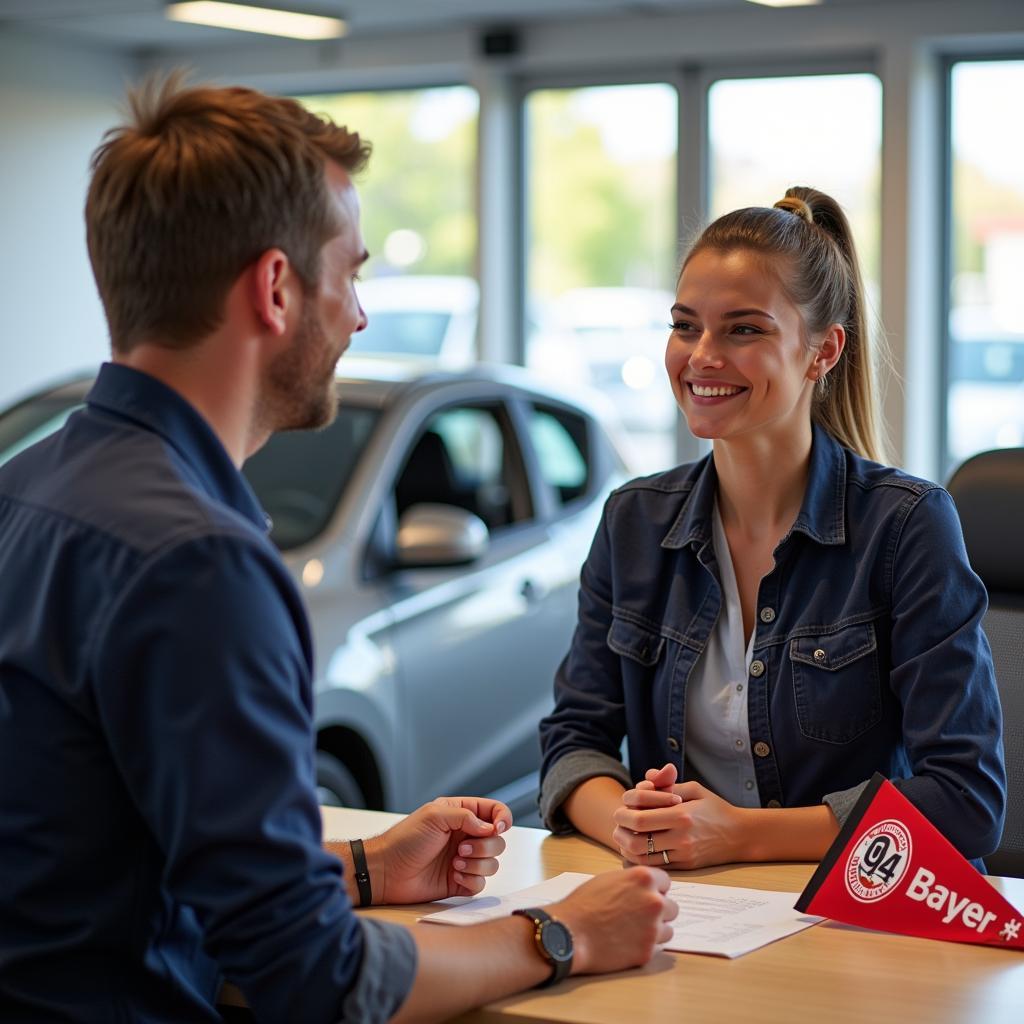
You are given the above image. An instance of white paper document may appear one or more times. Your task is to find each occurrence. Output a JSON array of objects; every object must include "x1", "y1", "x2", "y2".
[{"x1": 421, "y1": 871, "x2": 821, "y2": 958}]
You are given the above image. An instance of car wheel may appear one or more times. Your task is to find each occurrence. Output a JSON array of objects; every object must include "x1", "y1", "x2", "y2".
[{"x1": 315, "y1": 750, "x2": 366, "y2": 808}]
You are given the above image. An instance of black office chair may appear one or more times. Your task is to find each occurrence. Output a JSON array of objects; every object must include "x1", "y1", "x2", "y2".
[{"x1": 947, "y1": 447, "x2": 1024, "y2": 877}]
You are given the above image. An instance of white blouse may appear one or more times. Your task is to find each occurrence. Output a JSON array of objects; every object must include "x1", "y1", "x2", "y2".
[{"x1": 682, "y1": 501, "x2": 762, "y2": 807}]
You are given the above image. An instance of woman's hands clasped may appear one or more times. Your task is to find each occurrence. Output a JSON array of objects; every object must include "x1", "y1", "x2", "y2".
[{"x1": 612, "y1": 764, "x2": 748, "y2": 870}]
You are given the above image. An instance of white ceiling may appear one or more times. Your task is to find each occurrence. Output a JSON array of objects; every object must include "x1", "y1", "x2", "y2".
[{"x1": 0, "y1": 0, "x2": 921, "y2": 54}]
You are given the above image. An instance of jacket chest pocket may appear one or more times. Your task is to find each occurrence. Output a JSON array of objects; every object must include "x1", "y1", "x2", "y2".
[
  {"x1": 607, "y1": 616, "x2": 666, "y2": 682},
  {"x1": 789, "y1": 621, "x2": 881, "y2": 744}
]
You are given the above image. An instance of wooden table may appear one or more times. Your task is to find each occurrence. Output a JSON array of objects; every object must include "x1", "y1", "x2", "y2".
[{"x1": 321, "y1": 807, "x2": 1024, "y2": 1024}]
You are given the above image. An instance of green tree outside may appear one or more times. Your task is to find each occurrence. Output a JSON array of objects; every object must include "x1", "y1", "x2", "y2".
[{"x1": 298, "y1": 88, "x2": 478, "y2": 278}]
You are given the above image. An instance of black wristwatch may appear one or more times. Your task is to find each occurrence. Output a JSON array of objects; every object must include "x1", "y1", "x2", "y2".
[{"x1": 512, "y1": 907, "x2": 573, "y2": 988}]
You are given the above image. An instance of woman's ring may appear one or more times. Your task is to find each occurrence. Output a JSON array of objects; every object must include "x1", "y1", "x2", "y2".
[
  {"x1": 662, "y1": 850, "x2": 670, "y2": 865},
  {"x1": 647, "y1": 833, "x2": 656, "y2": 856}
]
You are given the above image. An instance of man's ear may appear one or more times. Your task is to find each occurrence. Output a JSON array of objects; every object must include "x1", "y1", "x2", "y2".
[
  {"x1": 250, "y1": 248, "x2": 294, "y2": 337},
  {"x1": 809, "y1": 323, "x2": 846, "y2": 381}
]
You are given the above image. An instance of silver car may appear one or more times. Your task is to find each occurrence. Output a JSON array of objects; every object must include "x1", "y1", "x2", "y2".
[{"x1": 0, "y1": 359, "x2": 628, "y2": 819}]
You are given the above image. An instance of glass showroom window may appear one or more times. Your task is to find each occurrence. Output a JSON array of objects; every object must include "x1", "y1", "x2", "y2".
[
  {"x1": 298, "y1": 87, "x2": 479, "y2": 366},
  {"x1": 945, "y1": 60, "x2": 1024, "y2": 471},
  {"x1": 708, "y1": 73, "x2": 882, "y2": 311},
  {"x1": 524, "y1": 83, "x2": 679, "y2": 474}
]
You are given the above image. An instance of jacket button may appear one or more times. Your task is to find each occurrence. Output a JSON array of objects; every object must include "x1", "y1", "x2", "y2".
[
  {"x1": 813, "y1": 648, "x2": 826, "y2": 662},
  {"x1": 766, "y1": 799, "x2": 782, "y2": 808},
  {"x1": 749, "y1": 660, "x2": 765, "y2": 677},
  {"x1": 667, "y1": 737, "x2": 680, "y2": 751},
  {"x1": 754, "y1": 741, "x2": 771, "y2": 758},
  {"x1": 759, "y1": 607, "x2": 776, "y2": 623}
]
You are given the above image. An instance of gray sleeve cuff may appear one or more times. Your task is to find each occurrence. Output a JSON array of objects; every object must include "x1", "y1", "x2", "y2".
[
  {"x1": 539, "y1": 749, "x2": 633, "y2": 835},
  {"x1": 338, "y1": 917, "x2": 418, "y2": 1024},
  {"x1": 822, "y1": 780, "x2": 870, "y2": 827}
]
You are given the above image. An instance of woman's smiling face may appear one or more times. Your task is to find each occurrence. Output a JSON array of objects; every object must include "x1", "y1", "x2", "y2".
[{"x1": 666, "y1": 247, "x2": 829, "y2": 447}]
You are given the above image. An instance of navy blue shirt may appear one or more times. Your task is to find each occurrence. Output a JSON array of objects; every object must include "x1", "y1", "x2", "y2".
[
  {"x1": 0, "y1": 364, "x2": 414, "y2": 1022},
  {"x1": 539, "y1": 425, "x2": 1006, "y2": 863}
]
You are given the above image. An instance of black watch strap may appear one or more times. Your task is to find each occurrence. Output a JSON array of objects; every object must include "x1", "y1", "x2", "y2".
[
  {"x1": 512, "y1": 906, "x2": 573, "y2": 988},
  {"x1": 349, "y1": 838, "x2": 372, "y2": 907}
]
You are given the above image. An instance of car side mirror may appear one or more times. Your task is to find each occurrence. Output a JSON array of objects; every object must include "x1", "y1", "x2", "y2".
[{"x1": 395, "y1": 503, "x2": 489, "y2": 567}]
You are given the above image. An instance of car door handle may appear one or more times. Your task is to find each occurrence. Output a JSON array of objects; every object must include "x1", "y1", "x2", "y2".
[{"x1": 520, "y1": 578, "x2": 546, "y2": 603}]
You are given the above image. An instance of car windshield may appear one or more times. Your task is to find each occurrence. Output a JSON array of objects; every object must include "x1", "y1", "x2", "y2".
[
  {"x1": 348, "y1": 311, "x2": 451, "y2": 357},
  {"x1": 0, "y1": 386, "x2": 380, "y2": 552},
  {"x1": 243, "y1": 405, "x2": 381, "y2": 550}
]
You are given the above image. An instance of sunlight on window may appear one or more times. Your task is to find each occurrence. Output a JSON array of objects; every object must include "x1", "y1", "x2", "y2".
[
  {"x1": 708, "y1": 74, "x2": 881, "y2": 302},
  {"x1": 946, "y1": 60, "x2": 1024, "y2": 469},
  {"x1": 298, "y1": 88, "x2": 479, "y2": 365},
  {"x1": 524, "y1": 84, "x2": 679, "y2": 474}
]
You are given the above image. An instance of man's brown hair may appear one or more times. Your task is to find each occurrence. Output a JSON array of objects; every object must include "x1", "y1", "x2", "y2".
[{"x1": 85, "y1": 72, "x2": 370, "y2": 353}]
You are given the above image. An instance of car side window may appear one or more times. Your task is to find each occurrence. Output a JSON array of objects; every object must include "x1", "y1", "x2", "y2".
[
  {"x1": 394, "y1": 405, "x2": 532, "y2": 533},
  {"x1": 527, "y1": 404, "x2": 590, "y2": 506}
]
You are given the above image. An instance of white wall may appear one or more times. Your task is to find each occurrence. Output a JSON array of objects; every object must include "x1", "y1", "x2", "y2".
[{"x1": 0, "y1": 29, "x2": 133, "y2": 408}]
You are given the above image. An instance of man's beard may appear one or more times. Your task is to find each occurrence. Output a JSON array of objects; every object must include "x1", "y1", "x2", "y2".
[{"x1": 260, "y1": 295, "x2": 341, "y2": 434}]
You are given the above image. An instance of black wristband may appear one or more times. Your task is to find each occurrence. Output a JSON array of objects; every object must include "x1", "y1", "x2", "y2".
[{"x1": 349, "y1": 838, "x2": 372, "y2": 907}]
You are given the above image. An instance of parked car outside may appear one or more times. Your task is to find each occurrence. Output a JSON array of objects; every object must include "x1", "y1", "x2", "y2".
[
  {"x1": 0, "y1": 360, "x2": 628, "y2": 820},
  {"x1": 346, "y1": 274, "x2": 679, "y2": 472},
  {"x1": 947, "y1": 307, "x2": 1024, "y2": 467},
  {"x1": 539, "y1": 286, "x2": 679, "y2": 436},
  {"x1": 348, "y1": 275, "x2": 478, "y2": 368}
]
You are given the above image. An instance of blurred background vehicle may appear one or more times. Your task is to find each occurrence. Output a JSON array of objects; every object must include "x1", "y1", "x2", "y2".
[
  {"x1": 348, "y1": 273, "x2": 680, "y2": 474},
  {"x1": 540, "y1": 287, "x2": 677, "y2": 435},
  {"x1": 0, "y1": 360, "x2": 629, "y2": 824},
  {"x1": 349, "y1": 275, "x2": 479, "y2": 368},
  {"x1": 947, "y1": 306, "x2": 1024, "y2": 464},
  {"x1": 530, "y1": 286, "x2": 679, "y2": 472}
]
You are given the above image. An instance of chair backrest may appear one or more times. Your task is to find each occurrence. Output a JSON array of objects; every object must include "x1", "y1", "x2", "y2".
[{"x1": 947, "y1": 447, "x2": 1024, "y2": 877}]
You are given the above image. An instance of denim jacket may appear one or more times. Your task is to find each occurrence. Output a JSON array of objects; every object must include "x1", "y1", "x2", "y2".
[{"x1": 538, "y1": 425, "x2": 1006, "y2": 862}]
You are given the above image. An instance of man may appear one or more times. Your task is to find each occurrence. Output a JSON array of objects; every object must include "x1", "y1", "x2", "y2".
[{"x1": 0, "y1": 75, "x2": 676, "y2": 1022}]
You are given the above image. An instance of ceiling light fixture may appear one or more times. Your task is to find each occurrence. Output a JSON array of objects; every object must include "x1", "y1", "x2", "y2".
[
  {"x1": 744, "y1": 0, "x2": 822, "y2": 8},
  {"x1": 166, "y1": 2, "x2": 347, "y2": 41}
]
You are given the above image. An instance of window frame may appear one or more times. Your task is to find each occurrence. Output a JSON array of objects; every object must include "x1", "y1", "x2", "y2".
[
  {"x1": 939, "y1": 51, "x2": 1024, "y2": 477},
  {"x1": 514, "y1": 69, "x2": 683, "y2": 357},
  {"x1": 514, "y1": 57, "x2": 884, "y2": 469},
  {"x1": 291, "y1": 81, "x2": 483, "y2": 309},
  {"x1": 699, "y1": 60, "x2": 885, "y2": 456},
  {"x1": 262, "y1": 31, "x2": 1022, "y2": 479},
  {"x1": 515, "y1": 71, "x2": 684, "y2": 470}
]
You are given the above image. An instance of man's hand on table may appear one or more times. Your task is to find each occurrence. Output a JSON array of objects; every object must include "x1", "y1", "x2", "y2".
[
  {"x1": 551, "y1": 867, "x2": 679, "y2": 974},
  {"x1": 327, "y1": 798, "x2": 677, "y2": 985},
  {"x1": 363, "y1": 796, "x2": 513, "y2": 904}
]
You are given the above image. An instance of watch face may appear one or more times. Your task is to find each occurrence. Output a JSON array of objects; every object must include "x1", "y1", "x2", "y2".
[{"x1": 541, "y1": 920, "x2": 573, "y2": 963}]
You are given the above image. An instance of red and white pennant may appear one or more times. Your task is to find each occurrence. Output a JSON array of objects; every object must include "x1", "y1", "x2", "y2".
[{"x1": 796, "y1": 774, "x2": 1023, "y2": 950}]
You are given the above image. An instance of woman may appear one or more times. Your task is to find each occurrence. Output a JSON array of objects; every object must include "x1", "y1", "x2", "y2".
[{"x1": 538, "y1": 186, "x2": 1005, "y2": 869}]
